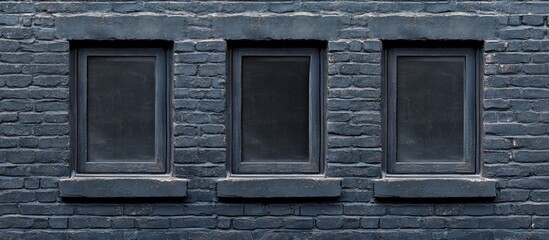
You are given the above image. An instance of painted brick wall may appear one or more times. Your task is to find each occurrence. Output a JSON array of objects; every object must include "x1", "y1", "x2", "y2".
[{"x1": 1, "y1": 1, "x2": 549, "y2": 239}]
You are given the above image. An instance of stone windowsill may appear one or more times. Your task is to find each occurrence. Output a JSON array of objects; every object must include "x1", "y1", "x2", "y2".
[
  {"x1": 59, "y1": 177, "x2": 188, "y2": 198},
  {"x1": 217, "y1": 177, "x2": 342, "y2": 198},
  {"x1": 374, "y1": 178, "x2": 496, "y2": 198}
]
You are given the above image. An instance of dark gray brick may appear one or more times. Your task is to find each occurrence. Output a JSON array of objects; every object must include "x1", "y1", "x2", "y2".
[
  {"x1": 0, "y1": 40, "x2": 19, "y2": 52},
  {"x1": 69, "y1": 217, "x2": 111, "y2": 229},
  {"x1": 22, "y1": 178, "x2": 41, "y2": 190},
  {"x1": 522, "y1": 15, "x2": 545, "y2": 26},
  {"x1": 498, "y1": 189, "x2": 530, "y2": 202},
  {"x1": 175, "y1": 41, "x2": 195, "y2": 52},
  {"x1": 243, "y1": 204, "x2": 264, "y2": 216},
  {"x1": 35, "y1": 101, "x2": 68, "y2": 112},
  {"x1": 265, "y1": 205, "x2": 297, "y2": 216},
  {"x1": 447, "y1": 217, "x2": 480, "y2": 228},
  {"x1": 0, "y1": 65, "x2": 22, "y2": 74},
  {"x1": 360, "y1": 217, "x2": 379, "y2": 229},
  {"x1": 328, "y1": 41, "x2": 348, "y2": 52},
  {"x1": 514, "y1": 203, "x2": 549, "y2": 215},
  {"x1": 1, "y1": 75, "x2": 31, "y2": 88},
  {"x1": 0, "y1": 124, "x2": 33, "y2": 136},
  {"x1": 112, "y1": 3, "x2": 143, "y2": 13},
  {"x1": 283, "y1": 217, "x2": 314, "y2": 229},
  {"x1": 327, "y1": 165, "x2": 380, "y2": 177},
  {"x1": 231, "y1": 218, "x2": 256, "y2": 230},
  {"x1": 19, "y1": 204, "x2": 74, "y2": 215},
  {"x1": 123, "y1": 205, "x2": 152, "y2": 216},
  {"x1": 380, "y1": 217, "x2": 421, "y2": 229},
  {"x1": 195, "y1": 40, "x2": 225, "y2": 52},
  {"x1": 462, "y1": 205, "x2": 495, "y2": 216},
  {"x1": 214, "y1": 204, "x2": 243, "y2": 216},
  {"x1": 197, "y1": 64, "x2": 224, "y2": 77},
  {"x1": 434, "y1": 205, "x2": 462, "y2": 216},
  {"x1": 0, "y1": 137, "x2": 17, "y2": 148},
  {"x1": 34, "y1": 29, "x2": 55, "y2": 40},
  {"x1": 68, "y1": 231, "x2": 125, "y2": 240},
  {"x1": 48, "y1": 217, "x2": 68, "y2": 229},
  {"x1": 137, "y1": 231, "x2": 184, "y2": 240},
  {"x1": 386, "y1": 205, "x2": 434, "y2": 216},
  {"x1": 36, "y1": 190, "x2": 58, "y2": 203},
  {"x1": 499, "y1": 28, "x2": 534, "y2": 40},
  {"x1": 33, "y1": 124, "x2": 69, "y2": 136},
  {"x1": 300, "y1": 204, "x2": 342, "y2": 216},
  {"x1": 2, "y1": 27, "x2": 33, "y2": 39},
  {"x1": 28, "y1": 164, "x2": 70, "y2": 176},
  {"x1": 328, "y1": 123, "x2": 380, "y2": 136},
  {"x1": 75, "y1": 205, "x2": 123, "y2": 216},
  {"x1": 171, "y1": 216, "x2": 216, "y2": 228},
  {"x1": 0, "y1": 216, "x2": 34, "y2": 228},
  {"x1": 111, "y1": 217, "x2": 134, "y2": 229},
  {"x1": 0, "y1": 204, "x2": 17, "y2": 215},
  {"x1": 421, "y1": 218, "x2": 445, "y2": 229},
  {"x1": 0, "y1": 53, "x2": 32, "y2": 63},
  {"x1": 0, "y1": 178, "x2": 24, "y2": 189},
  {"x1": 18, "y1": 113, "x2": 41, "y2": 124},
  {"x1": 187, "y1": 231, "x2": 253, "y2": 240},
  {"x1": 344, "y1": 204, "x2": 385, "y2": 216},
  {"x1": 532, "y1": 217, "x2": 549, "y2": 228},
  {"x1": 509, "y1": 178, "x2": 549, "y2": 189},
  {"x1": 531, "y1": 191, "x2": 549, "y2": 202},
  {"x1": 40, "y1": 178, "x2": 58, "y2": 188},
  {"x1": 0, "y1": 15, "x2": 19, "y2": 26},
  {"x1": 21, "y1": 64, "x2": 67, "y2": 75},
  {"x1": 136, "y1": 218, "x2": 169, "y2": 229},
  {"x1": 478, "y1": 217, "x2": 531, "y2": 229},
  {"x1": 32, "y1": 76, "x2": 68, "y2": 87},
  {"x1": 316, "y1": 216, "x2": 360, "y2": 229},
  {"x1": 32, "y1": 218, "x2": 48, "y2": 229}
]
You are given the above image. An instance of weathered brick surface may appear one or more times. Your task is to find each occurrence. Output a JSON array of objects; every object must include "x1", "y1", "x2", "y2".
[{"x1": 1, "y1": 1, "x2": 549, "y2": 239}]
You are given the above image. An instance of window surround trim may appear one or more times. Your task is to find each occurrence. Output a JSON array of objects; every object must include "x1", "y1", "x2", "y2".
[
  {"x1": 72, "y1": 47, "x2": 170, "y2": 175},
  {"x1": 384, "y1": 47, "x2": 480, "y2": 175},
  {"x1": 230, "y1": 47, "x2": 322, "y2": 174}
]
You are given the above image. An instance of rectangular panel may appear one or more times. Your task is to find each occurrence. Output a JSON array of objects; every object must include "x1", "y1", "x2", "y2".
[
  {"x1": 396, "y1": 56, "x2": 465, "y2": 163},
  {"x1": 87, "y1": 56, "x2": 156, "y2": 163},
  {"x1": 241, "y1": 56, "x2": 310, "y2": 163}
]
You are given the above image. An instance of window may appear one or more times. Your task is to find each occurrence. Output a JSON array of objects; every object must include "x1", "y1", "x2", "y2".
[
  {"x1": 229, "y1": 44, "x2": 323, "y2": 174},
  {"x1": 72, "y1": 44, "x2": 170, "y2": 174},
  {"x1": 385, "y1": 44, "x2": 479, "y2": 174}
]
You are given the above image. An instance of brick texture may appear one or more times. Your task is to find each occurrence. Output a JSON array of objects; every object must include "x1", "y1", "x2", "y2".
[{"x1": 1, "y1": 1, "x2": 549, "y2": 239}]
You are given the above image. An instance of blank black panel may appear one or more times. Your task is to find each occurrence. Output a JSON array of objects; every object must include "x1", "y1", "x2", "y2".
[
  {"x1": 87, "y1": 56, "x2": 156, "y2": 163},
  {"x1": 241, "y1": 56, "x2": 310, "y2": 162},
  {"x1": 396, "y1": 56, "x2": 465, "y2": 163}
]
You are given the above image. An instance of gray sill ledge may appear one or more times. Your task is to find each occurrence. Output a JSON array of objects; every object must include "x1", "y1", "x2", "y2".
[
  {"x1": 59, "y1": 177, "x2": 188, "y2": 198},
  {"x1": 374, "y1": 178, "x2": 496, "y2": 198},
  {"x1": 217, "y1": 177, "x2": 342, "y2": 198}
]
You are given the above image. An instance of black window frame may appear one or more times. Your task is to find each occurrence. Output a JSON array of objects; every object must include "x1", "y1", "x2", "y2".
[
  {"x1": 71, "y1": 44, "x2": 170, "y2": 174},
  {"x1": 384, "y1": 46, "x2": 480, "y2": 175},
  {"x1": 229, "y1": 46, "x2": 323, "y2": 174}
]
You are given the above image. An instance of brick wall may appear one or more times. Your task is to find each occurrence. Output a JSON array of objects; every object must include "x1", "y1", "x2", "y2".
[{"x1": 1, "y1": 1, "x2": 549, "y2": 239}]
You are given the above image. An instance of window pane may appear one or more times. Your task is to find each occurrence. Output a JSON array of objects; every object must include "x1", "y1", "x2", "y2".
[
  {"x1": 87, "y1": 56, "x2": 156, "y2": 163},
  {"x1": 241, "y1": 56, "x2": 310, "y2": 162},
  {"x1": 396, "y1": 56, "x2": 464, "y2": 163}
]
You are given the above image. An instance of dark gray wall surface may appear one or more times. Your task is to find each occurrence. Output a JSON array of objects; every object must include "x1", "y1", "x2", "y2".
[{"x1": 0, "y1": 1, "x2": 548, "y2": 239}]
